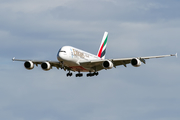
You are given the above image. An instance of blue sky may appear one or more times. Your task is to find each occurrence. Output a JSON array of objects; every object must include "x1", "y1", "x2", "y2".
[{"x1": 0, "y1": 0, "x2": 180, "y2": 120}]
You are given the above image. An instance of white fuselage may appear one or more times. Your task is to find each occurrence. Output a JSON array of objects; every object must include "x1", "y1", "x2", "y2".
[{"x1": 57, "y1": 46, "x2": 101, "y2": 72}]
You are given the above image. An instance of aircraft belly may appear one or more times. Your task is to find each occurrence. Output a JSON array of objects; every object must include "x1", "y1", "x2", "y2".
[
  {"x1": 69, "y1": 66, "x2": 89, "y2": 72},
  {"x1": 63, "y1": 60, "x2": 89, "y2": 72}
]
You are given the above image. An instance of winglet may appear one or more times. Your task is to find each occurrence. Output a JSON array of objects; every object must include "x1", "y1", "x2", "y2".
[
  {"x1": 171, "y1": 53, "x2": 177, "y2": 58},
  {"x1": 175, "y1": 53, "x2": 178, "y2": 58}
]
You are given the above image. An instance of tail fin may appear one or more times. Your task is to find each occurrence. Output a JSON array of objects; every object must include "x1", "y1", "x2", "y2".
[{"x1": 97, "y1": 31, "x2": 108, "y2": 59}]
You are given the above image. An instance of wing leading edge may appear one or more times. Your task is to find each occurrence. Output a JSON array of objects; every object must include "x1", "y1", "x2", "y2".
[
  {"x1": 80, "y1": 53, "x2": 177, "y2": 71},
  {"x1": 12, "y1": 58, "x2": 66, "y2": 70}
]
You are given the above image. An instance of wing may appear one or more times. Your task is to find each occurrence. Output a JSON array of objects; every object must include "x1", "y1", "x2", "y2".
[
  {"x1": 79, "y1": 53, "x2": 177, "y2": 71},
  {"x1": 12, "y1": 58, "x2": 71, "y2": 70},
  {"x1": 79, "y1": 59, "x2": 106, "y2": 71},
  {"x1": 112, "y1": 53, "x2": 177, "y2": 67}
]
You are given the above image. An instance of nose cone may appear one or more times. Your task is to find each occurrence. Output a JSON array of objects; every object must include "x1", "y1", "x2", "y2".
[
  {"x1": 57, "y1": 46, "x2": 68, "y2": 61},
  {"x1": 57, "y1": 48, "x2": 63, "y2": 61}
]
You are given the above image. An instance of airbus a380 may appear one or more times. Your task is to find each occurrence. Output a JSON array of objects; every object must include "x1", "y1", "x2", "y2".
[{"x1": 12, "y1": 32, "x2": 177, "y2": 77}]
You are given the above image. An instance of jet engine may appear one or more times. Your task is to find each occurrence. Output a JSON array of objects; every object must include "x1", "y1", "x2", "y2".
[
  {"x1": 24, "y1": 61, "x2": 34, "y2": 70},
  {"x1": 41, "y1": 62, "x2": 51, "y2": 71},
  {"x1": 131, "y1": 58, "x2": 141, "y2": 67},
  {"x1": 102, "y1": 60, "x2": 113, "y2": 69}
]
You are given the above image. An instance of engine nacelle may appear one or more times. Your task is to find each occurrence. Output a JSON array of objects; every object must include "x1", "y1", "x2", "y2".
[
  {"x1": 131, "y1": 58, "x2": 141, "y2": 67},
  {"x1": 24, "y1": 61, "x2": 34, "y2": 70},
  {"x1": 41, "y1": 62, "x2": 51, "y2": 71},
  {"x1": 102, "y1": 60, "x2": 113, "y2": 69}
]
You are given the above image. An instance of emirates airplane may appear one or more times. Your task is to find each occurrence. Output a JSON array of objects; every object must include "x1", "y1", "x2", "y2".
[{"x1": 12, "y1": 32, "x2": 177, "y2": 77}]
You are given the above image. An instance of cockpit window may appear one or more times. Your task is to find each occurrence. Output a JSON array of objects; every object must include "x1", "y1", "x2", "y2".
[{"x1": 60, "y1": 51, "x2": 66, "y2": 53}]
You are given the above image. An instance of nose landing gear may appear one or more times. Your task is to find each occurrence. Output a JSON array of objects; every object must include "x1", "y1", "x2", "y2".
[{"x1": 67, "y1": 72, "x2": 73, "y2": 77}]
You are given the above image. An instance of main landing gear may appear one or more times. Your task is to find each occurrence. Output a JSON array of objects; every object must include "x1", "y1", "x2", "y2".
[
  {"x1": 66, "y1": 72, "x2": 99, "y2": 77},
  {"x1": 87, "y1": 72, "x2": 99, "y2": 77},
  {"x1": 66, "y1": 71, "x2": 83, "y2": 77},
  {"x1": 76, "y1": 72, "x2": 83, "y2": 77}
]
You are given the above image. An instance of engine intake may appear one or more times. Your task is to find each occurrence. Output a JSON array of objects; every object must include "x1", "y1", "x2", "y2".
[
  {"x1": 102, "y1": 60, "x2": 113, "y2": 69},
  {"x1": 24, "y1": 61, "x2": 34, "y2": 70},
  {"x1": 41, "y1": 62, "x2": 51, "y2": 71},
  {"x1": 131, "y1": 58, "x2": 141, "y2": 67}
]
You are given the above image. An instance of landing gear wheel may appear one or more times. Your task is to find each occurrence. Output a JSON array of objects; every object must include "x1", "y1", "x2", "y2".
[
  {"x1": 95, "y1": 72, "x2": 99, "y2": 76},
  {"x1": 67, "y1": 72, "x2": 73, "y2": 77},
  {"x1": 87, "y1": 72, "x2": 99, "y2": 77},
  {"x1": 76, "y1": 73, "x2": 83, "y2": 77}
]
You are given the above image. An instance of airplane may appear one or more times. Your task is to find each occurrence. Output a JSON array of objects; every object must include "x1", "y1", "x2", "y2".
[{"x1": 12, "y1": 32, "x2": 177, "y2": 77}]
